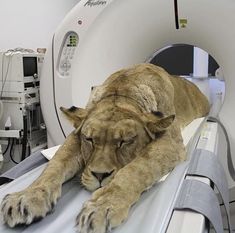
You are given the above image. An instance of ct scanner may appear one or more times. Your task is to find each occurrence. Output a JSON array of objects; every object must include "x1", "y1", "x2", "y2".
[
  {"x1": 39, "y1": 0, "x2": 235, "y2": 187},
  {"x1": 40, "y1": 0, "x2": 235, "y2": 149},
  {"x1": 1, "y1": 0, "x2": 235, "y2": 232}
]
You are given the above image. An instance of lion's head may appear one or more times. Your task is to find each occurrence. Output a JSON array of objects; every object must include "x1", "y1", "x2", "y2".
[{"x1": 60, "y1": 100, "x2": 175, "y2": 191}]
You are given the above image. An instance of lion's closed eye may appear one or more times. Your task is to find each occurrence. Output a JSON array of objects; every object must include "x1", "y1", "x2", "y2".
[{"x1": 117, "y1": 136, "x2": 137, "y2": 148}]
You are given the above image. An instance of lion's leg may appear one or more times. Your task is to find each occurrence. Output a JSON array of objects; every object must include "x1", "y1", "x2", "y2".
[
  {"x1": 76, "y1": 132, "x2": 185, "y2": 233},
  {"x1": 1, "y1": 132, "x2": 83, "y2": 227}
]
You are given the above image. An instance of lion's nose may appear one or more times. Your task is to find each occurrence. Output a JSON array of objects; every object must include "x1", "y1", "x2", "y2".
[{"x1": 91, "y1": 170, "x2": 114, "y2": 182}]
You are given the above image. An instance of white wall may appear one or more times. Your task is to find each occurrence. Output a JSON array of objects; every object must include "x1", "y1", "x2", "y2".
[{"x1": 0, "y1": 0, "x2": 79, "y2": 51}]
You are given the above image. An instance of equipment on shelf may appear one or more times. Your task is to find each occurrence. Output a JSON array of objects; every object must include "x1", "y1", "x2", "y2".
[{"x1": 0, "y1": 49, "x2": 47, "y2": 165}]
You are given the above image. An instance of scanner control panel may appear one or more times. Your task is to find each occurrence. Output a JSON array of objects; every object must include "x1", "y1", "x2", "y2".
[{"x1": 58, "y1": 32, "x2": 78, "y2": 77}]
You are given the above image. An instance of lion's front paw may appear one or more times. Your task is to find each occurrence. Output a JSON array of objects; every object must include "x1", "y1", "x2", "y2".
[
  {"x1": 76, "y1": 186, "x2": 130, "y2": 233},
  {"x1": 76, "y1": 201, "x2": 110, "y2": 233},
  {"x1": 1, "y1": 187, "x2": 59, "y2": 227}
]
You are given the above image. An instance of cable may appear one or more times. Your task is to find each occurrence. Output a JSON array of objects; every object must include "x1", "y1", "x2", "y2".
[
  {"x1": 5, "y1": 48, "x2": 35, "y2": 54},
  {"x1": 21, "y1": 115, "x2": 28, "y2": 161},
  {"x1": 9, "y1": 139, "x2": 19, "y2": 164},
  {"x1": 174, "y1": 0, "x2": 179, "y2": 29},
  {"x1": 1, "y1": 52, "x2": 12, "y2": 98},
  {"x1": 220, "y1": 199, "x2": 235, "y2": 206},
  {"x1": 3, "y1": 138, "x2": 10, "y2": 155}
]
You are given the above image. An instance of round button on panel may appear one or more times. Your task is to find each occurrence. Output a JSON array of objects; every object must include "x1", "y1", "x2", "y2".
[
  {"x1": 66, "y1": 62, "x2": 71, "y2": 69},
  {"x1": 60, "y1": 59, "x2": 71, "y2": 72}
]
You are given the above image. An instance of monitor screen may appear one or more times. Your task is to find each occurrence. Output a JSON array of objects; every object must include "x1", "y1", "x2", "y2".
[{"x1": 23, "y1": 57, "x2": 37, "y2": 77}]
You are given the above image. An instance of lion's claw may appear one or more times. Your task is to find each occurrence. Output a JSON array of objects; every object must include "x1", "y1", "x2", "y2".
[
  {"x1": 76, "y1": 186, "x2": 129, "y2": 233},
  {"x1": 76, "y1": 202, "x2": 110, "y2": 233},
  {"x1": 1, "y1": 188, "x2": 57, "y2": 227}
]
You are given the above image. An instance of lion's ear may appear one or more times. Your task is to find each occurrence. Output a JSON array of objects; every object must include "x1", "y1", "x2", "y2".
[
  {"x1": 144, "y1": 112, "x2": 175, "y2": 139},
  {"x1": 60, "y1": 106, "x2": 87, "y2": 129}
]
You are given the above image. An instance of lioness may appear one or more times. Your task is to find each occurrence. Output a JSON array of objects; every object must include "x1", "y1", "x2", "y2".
[{"x1": 1, "y1": 64, "x2": 209, "y2": 232}]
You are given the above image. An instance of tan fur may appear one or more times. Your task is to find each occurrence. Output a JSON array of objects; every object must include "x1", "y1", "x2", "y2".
[{"x1": 1, "y1": 64, "x2": 209, "y2": 232}]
